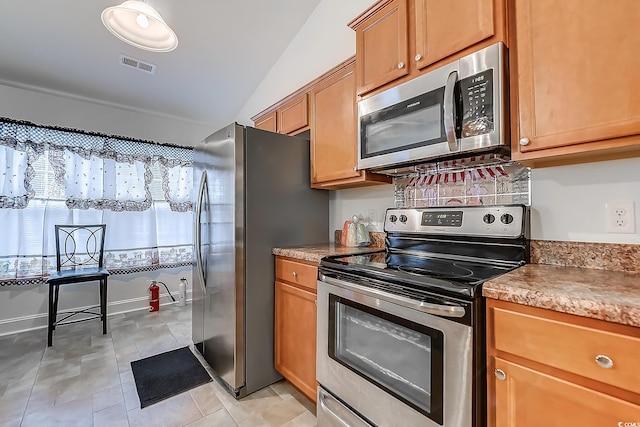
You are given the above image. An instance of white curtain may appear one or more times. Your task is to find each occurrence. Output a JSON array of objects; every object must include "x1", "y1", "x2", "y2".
[
  {"x1": 0, "y1": 141, "x2": 42, "y2": 209},
  {"x1": 50, "y1": 147, "x2": 153, "y2": 211},
  {"x1": 159, "y1": 159, "x2": 193, "y2": 211},
  {"x1": 0, "y1": 119, "x2": 193, "y2": 284}
]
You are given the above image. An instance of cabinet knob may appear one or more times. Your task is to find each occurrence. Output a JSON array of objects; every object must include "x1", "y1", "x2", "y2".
[
  {"x1": 353, "y1": 166, "x2": 357, "y2": 171},
  {"x1": 595, "y1": 354, "x2": 613, "y2": 369},
  {"x1": 494, "y1": 369, "x2": 506, "y2": 380},
  {"x1": 398, "y1": 62, "x2": 405, "y2": 69},
  {"x1": 292, "y1": 271, "x2": 297, "y2": 278},
  {"x1": 519, "y1": 137, "x2": 530, "y2": 146},
  {"x1": 415, "y1": 54, "x2": 422, "y2": 61}
]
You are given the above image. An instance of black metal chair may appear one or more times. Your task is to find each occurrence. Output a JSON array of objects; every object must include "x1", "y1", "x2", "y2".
[{"x1": 46, "y1": 224, "x2": 109, "y2": 346}]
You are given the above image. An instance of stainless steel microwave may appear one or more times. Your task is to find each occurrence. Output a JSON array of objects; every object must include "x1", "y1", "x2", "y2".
[{"x1": 357, "y1": 42, "x2": 508, "y2": 173}]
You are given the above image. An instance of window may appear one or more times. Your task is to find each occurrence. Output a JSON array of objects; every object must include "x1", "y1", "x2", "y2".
[{"x1": 0, "y1": 118, "x2": 193, "y2": 284}]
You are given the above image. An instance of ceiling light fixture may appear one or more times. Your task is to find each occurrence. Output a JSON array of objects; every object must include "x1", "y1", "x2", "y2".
[{"x1": 101, "y1": 1, "x2": 178, "y2": 52}]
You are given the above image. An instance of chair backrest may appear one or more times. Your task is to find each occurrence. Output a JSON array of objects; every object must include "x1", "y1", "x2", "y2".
[{"x1": 54, "y1": 224, "x2": 107, "y2": 271}]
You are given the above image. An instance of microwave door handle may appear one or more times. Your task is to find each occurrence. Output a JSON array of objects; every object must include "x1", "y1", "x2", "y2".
[{"x1": 443, "y1": 70, "x2": 459, "y2": 152}]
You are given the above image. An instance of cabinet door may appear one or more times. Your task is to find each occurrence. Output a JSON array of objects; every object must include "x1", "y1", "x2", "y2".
[
  {"x1": 274, "y1": 280, "x2": 317, "y2": 402},
  {"x1": 278, "y1": 94, "x2": 309, "y2": 135},
  {"x1": 254, "y1": 111, "x2": 277, "y2": 133},
  {"x1": 414, "y1": 0, "x2": 494, "y2": 70},
  {"x1": 492, "y1": 358, "x2": 640, "y2": 427},
  {"x1": 353, "y1": 0, "x2": 409, "y2": 95},
  {"x1": 310, "y1": 63, "x2": 360, "y2": 184},
  {"x1": 513, "y1": 0, "x2": 640, "y2": 157}
]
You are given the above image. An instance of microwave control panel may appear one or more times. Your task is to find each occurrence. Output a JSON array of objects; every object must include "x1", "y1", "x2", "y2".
[{"x1": 458, "y1": 69, "x2": 494, "y2": 138}]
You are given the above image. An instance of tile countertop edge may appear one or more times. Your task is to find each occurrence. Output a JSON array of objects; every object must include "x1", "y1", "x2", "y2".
[
  {"x1": 482, "y1": 264, "x2": 640, "y2": 328},
  {"x1": 272, "y1": 244, "x2": 385, "y2": 264}
]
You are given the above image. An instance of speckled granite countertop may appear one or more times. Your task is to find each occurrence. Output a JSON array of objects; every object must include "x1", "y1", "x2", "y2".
[
  {"x1": 483, "y1": 264, "x2": 640, "y2": 327},
  {"x1": 272, "y1": 243, "x2": 384, "y2": 264}
]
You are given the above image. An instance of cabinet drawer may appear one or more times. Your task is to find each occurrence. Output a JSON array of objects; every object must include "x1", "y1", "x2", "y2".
[
  {"x1": 275, "y1": 258, "x2": 318, "y2": 292},
  {"x1": 492, "y1": 306, "x2": 640, "y2": 395}
]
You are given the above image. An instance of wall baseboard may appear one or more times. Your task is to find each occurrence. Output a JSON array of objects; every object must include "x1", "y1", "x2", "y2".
[{"x1": 0, "y1": 291, "x2": 192, "y2": 337}]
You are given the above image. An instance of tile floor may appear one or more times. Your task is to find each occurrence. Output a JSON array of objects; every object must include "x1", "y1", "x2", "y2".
[{"x1": 0, "y1": 304, "x2": 317, "y2": 427}]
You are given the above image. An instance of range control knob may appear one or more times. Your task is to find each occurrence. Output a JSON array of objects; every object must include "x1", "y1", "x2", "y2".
[
  {"x1": 501, "y1": 213, "x2": 514, "y2": 225},
  {"x1": 483, "y1": 213, "x2": 496, "y2": 224},
  {"x1": 399, "y1": 214, "x2": 408, "y2": 223},
  {"x1": 389, "y1": 214, "x2": 398, "y2": 223}
]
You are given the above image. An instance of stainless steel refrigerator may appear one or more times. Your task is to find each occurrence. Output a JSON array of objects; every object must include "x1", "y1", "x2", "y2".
[{"x1": 192, "y1": 123, "x2": 328, "y2": 398}]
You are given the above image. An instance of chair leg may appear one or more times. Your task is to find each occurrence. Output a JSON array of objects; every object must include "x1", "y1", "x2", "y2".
[
  {"x1": 48, "y1": 284, "x2": 55, "y2": 347},
  {"x1": 53, "y1": 285, "x2": 60, "y2": 331},
  {"x1": 101, "y1": 278, "x2": 108, "y2": 335}
]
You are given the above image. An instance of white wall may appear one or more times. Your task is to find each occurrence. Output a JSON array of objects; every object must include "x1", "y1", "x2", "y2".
[
  {"x1": 531, "y1": 158, "x2": 640, "y2": 243},
  {"x1": 0, "y1": 84, "x2": 216, "y2": 146},
  {"x1": 327, "y1": 158, "x2": 640, "y2": 244},
  {"x1": 235, "y1": 0, "x2": 378, "y2": 123}
]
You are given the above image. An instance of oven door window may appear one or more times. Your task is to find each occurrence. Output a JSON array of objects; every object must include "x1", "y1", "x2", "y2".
[
  {"x1": 359, "y1": 87, "x2": 446, "y2": 159},
  {"x1": 328, "y1": 294, "x2": 444, "y2": 425}
]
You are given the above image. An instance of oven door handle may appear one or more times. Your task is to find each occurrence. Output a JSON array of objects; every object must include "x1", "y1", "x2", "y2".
[{"x1": 320, "y1": 275, "x2": 467, "y2": 318}]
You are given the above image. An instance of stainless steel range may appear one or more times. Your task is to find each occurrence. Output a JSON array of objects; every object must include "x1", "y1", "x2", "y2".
[{"x1": 316, "y1": 205, "x2": 529, "y2": 427}]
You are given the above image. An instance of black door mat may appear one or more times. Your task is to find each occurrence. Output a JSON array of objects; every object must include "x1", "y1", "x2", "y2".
[{"x1": 131, "y1": 346, "x2": 212, "y2": 408}]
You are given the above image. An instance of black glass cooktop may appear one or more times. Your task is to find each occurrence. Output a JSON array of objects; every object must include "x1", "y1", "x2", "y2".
[{"x1": 320, "y1": 250, "x2": 521, "y2": 299}]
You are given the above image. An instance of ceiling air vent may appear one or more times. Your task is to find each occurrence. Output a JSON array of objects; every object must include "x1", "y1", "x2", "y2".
[{"x1": 119, "y1": 54, "x2": 156, "y2": 75}]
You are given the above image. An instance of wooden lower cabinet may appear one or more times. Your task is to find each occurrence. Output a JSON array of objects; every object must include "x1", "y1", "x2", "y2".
[
  {"x1": 487, "y1": 299, "x2": 640, "y2": 426},
  {"x1": 493, "y1": 358, "x2": 640, "y2": 427},
  {"x1": 274, "y1": 257, "x2": 318, "y2": 402}
]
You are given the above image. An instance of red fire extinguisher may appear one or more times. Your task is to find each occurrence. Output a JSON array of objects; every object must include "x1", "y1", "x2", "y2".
[
  {"x1": 148, "y1": 280, "x2": 175, "y2": 312},
  {"x1": 149, "y1": 281, "x2": 160, "y2": 312}
]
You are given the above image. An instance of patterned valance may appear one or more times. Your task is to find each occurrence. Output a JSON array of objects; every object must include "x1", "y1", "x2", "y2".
[{"x1": 0, "y1": 118, "x2": 193, "y2": 212}]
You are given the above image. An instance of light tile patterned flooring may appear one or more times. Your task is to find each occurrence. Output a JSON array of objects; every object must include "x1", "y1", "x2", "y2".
[{"x1": 0, "y1": 304, "x2": 317, "y2": 427}]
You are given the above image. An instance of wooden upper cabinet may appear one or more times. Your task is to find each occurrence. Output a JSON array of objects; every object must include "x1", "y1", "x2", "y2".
[
  {"x1": 310, "y1": 59, "x2": 391, "y2": 189},
  {"x1": 350, "y1": 0, "x2": 505, "y2": 96},
  {"x1": 251, "y1": 93, "x2": 309, "y2": 135},
  {"x1": 351, "y1": 0, "x2": 409, "y2": 96},
  {"x1": 511, "y1": 0, "x2": 640, "y2": 166},
  {"x1": 253, "y1": 110, "x2": 277, "y2": 133},
  {"x1": 311, "y1": 61, "x2": 360, "y2": 184},
  {"x1": 414, "y1": 0, "x2": 495, "y2": 70},
  {"x1": 278, "y1": 93, "x2": 308, "y2": 135}
]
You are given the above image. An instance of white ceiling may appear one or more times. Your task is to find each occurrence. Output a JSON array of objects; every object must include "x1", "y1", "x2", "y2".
[{"x1": 0, "y1": 0, "x2": 322, "y2": 128}]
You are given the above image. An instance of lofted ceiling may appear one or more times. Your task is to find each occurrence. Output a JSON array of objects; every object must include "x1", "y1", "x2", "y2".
[{"x1": 0, "y1": 0, "x2": 322, "y2": 128}]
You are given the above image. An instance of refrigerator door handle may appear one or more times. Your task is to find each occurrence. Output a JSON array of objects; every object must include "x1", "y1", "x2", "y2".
[{"x1": 194, "y1": 170, "x2": 208, "y2": 292}]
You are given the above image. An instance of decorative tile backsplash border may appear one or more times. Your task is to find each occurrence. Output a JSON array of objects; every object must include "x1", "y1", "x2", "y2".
[
  {"x1": 392, "y1": 155, "x2": 530, "y2": 208},
  {"x1": 530, "y1": 240, "x2": 640, "y2": 274}
]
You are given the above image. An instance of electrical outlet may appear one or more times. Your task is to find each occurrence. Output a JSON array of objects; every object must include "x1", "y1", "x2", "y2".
[{"x1": 605, "y1": 202, "x2": 635, "y2": 233}]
